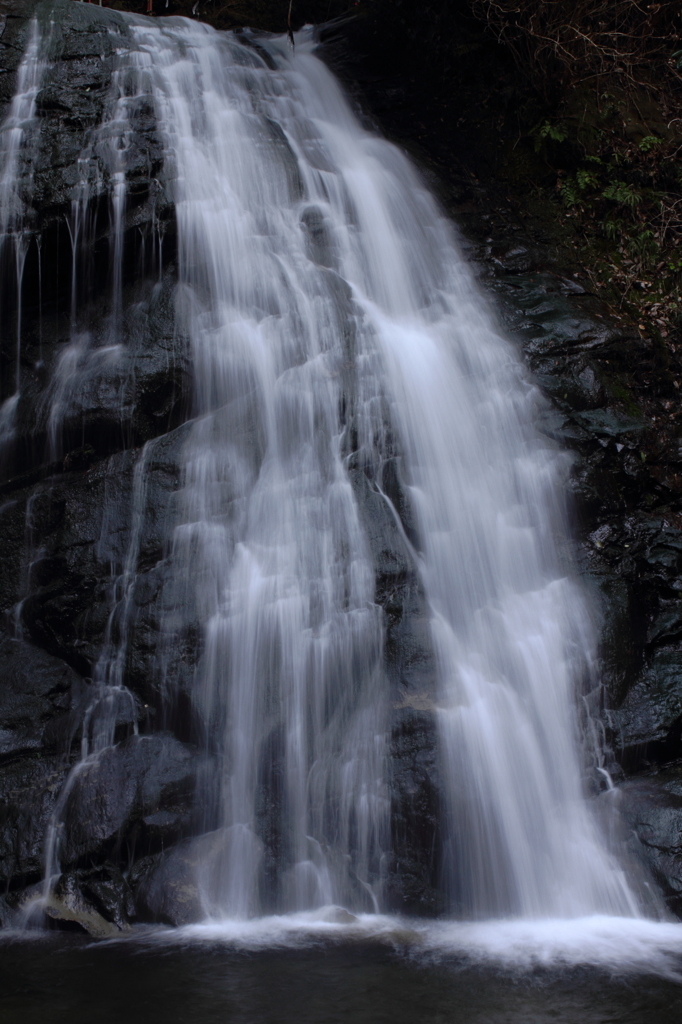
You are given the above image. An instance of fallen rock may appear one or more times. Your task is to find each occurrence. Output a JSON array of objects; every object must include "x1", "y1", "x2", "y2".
[
  {"x1": 131, "y1": 829, "x2": 233, "y2": 926},
  {"x1": 60, "y1": 733, "x2": 201, "y2": 865},
  {"x1": 0, "y1": 751, "x2": 74, "y2": 886},
  {"x1": 0, "y1": 634, "x2": 89, "y2": 757},
  {"x1": 608, "y1": 651, "x2": 682, "y2": 752},
  {"x1": 618, "y1": 768, "x2": 682, "y2": 914},
  {"x1": 44, "y1": 866, "x2": 134, "y2": 938}
]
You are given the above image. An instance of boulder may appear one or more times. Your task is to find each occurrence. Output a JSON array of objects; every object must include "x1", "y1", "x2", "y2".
[
  {"x1": 618, "y1": 768, "x2": 682, "y2": 915},
  {"x1": 43, "y1": 864, "x2": 135, "y2": 937},
  {"x1": 608, "y1": 651, "x2": 682, "y2": 753},
  {"x1": 0, "y1": 634, "x2": 88, "y2": 757},
  {"x1": 0, "y1": 750, "x2": 74, "y2": 885},
  {"x1": 131, "y1": 829, "x2": 232, "y2": 926},
  {"x1": 60, "y1": 733, "x2": 201, "y2": 865}
]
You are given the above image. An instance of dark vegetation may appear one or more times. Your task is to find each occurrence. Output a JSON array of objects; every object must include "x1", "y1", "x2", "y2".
[
  {"x1": 471, "y1": 1, "x2": 682, "y2": 334},
  {"x1": 109, "y1": 0, "x2": 682, "y2": 340},
  {"x1": 348, "y1": 1, "x2": 682, "y2": 337}
]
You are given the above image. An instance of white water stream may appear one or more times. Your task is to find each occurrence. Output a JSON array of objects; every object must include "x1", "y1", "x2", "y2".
[
  {"x1": 0, "y1": 10, "x2": 664, "y2": 937},
  {"x1": 127, "y1": 18, "x2": 639, "y2": 920}
]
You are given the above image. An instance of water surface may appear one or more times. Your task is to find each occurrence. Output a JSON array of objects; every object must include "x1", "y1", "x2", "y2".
[{"x1": 2, "y1": 929, "x2": 682, "y2": 1024}]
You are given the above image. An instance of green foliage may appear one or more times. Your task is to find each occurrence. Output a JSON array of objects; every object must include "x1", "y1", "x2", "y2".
[
  {"x1": 668, "y1": 256, "x2": 682, "y2": 278},
  {"x1": 576, "y1": 168, "x2": 599, "y2": 190},
  {"x1": 604, "y1": 217, "x2": 623, "y2": 241},
  {"x1": 601, "y1": 180, "x2": 642, "y2": 208},
  {"x1": 631, "y1": 229, "x2": 657, "y2": 261},
  {"x1": 638, "y1": 136, "x2": 662, "y2": 153},
  {"x1": 532, "y1": 120, "x2": 568, "y2": 153},
  {"x1": 559, "y1": 177, "x2": 580, "y2": 207}
]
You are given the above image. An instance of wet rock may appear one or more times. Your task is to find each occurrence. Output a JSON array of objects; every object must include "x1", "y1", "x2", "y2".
[
  {"x1": 618, "y1": 769, "x2": 682, "y2": 914},
  {"x1": 349, "y1": 457, "x2": 435, "y2": 702},
  {"x1": 0, "y1": 634, "x2": 88, "y2": 757},
  {"x1": 386, "y1": 706, "x2": 442, "y2": 916},
  {"x1": 40, "y1": 273, "x2": 186, "y2": 455},
  {"x1": 13, "y1": 423, "x2": 188, "y2": 681},
  {"x1": 28, "y1": 0, "x2": 166, "y2": 231},
  {"x1": 579, "y1": 513, "x2": 682, "y2": 768},
  {"x1": 571, "y1": 408, "x2": 645, "y2": 439},
  {"x1": 44, "y1": 865, "x2": 134, "y2": 937},
  {"x1": 300, "y1": 205, "x2": 335, "y2": 268},
  {"x1": 124, "y1": 555, "x2": 202, "y2": 710},
  {"x1": 316, "y1": 905, "x2": 358, "y2": 923},
  {"x1": 74, "y1": 863, "x2": 135, "y2": 928},
  {"x1": 13, "y1": 267, "x2": 188, "y2": 477},
  {"x1": 608, "y1": 651, "x2": 682, "y2": 754},
  {"x1": 1, "y1": 0, "x2": 181, "y2": 473},
  {"x1": 349, "y1": 464, "x2": 417, "y2": 606},
  {"x1": 347, "y1": 460, "x2": 442, "y2": 912},
  {"x1": 60, "y1": 733, "x2": 201, "y2": 865},
  {"x1": 0, "y1": 750, "x2": 74, "y2": 886},
  {"x1": 487, "y1": 242, "x2": 532, "y2": 274},
  {"x1": 0, "y1": 2, "x2": 42, "y2": 118},
  {"x1": 131, "y1": 829, "x2": 232, "y2": 926}
]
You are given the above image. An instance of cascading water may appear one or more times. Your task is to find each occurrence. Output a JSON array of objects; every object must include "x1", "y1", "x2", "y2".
[
  {"x1": 124, "y1": 17, "x2": 641, "y2": 920},
  {"x1": 0, "y1": 18, "x2": 44, "y2": 463},
  {"x1": 135, "y1": 20, "x2": 391, "y2": 917},
  {"x1": 0, "y1": 8, "x2": 655, "y2": 927}
]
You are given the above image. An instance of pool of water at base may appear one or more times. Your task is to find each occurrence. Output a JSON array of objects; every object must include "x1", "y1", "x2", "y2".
[{"x1": 1, "y1": 930, "x2": 681, "y2": 1024}]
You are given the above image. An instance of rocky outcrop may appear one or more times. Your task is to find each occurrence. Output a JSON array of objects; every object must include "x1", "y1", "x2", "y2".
[
  {"x1": 59, "y1": 733, "x2": 203, "y2": 865},
  {"x1": 618, "y1": 768, "x2": 682, "y2": 915},
  {"x1": 0, "y1": 0, "x2": 195, "y2": 920},
  {"x1": 130, "y1": 829, "x2": 232, "y2": 926},
  {"x1": 43, "y1": 863, "x2": 136, "y2": 936}
]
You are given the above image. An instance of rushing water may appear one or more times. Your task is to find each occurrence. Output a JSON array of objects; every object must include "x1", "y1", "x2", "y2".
[
  {"x1": 122, "y1": 17, "x2": 639, "y2": 920},
  {"x1": 0, "y1": 18, "x2": 43, "y2": 460},
  {"x1": 1, "y1": 5, "x2": 677, "y2": 961}
]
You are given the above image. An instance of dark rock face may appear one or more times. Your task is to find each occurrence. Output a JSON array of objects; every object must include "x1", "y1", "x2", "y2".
[
  {"x1": 44, "y1": 864, "x2": 136, "y2": 936},
  {"x1": 130, "y1": 830, "x2": 229, "y2": 926},
  {"x1": 618, "y1": 769, "x2": 682, "y2": 915},
  {"x1": 60, "y1": 733, "x2": 202, "y2": 866},
  {"x1": 0, "y1": 635, "x2": 87, "y2": 757},
  {"x1": 0, "y1": 750, "x2": 73, "y2": 885},
  {"x1": 0, "y1": 0, "x2": 199, "y2": 920},
  {"x1": 1, "y1": 0, "x2": 183, "y2": 479},
  {"x1": 347, "y1": 464, "x2": 441, "y2": 913},
  {"x1": 0, "y1": 637, "x2": 88, "y2": 888}
]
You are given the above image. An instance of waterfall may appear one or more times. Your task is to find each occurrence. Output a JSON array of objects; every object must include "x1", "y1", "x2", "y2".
[
  {"x1": 127, "y1": 18, "x2": 639, "y2": 920},
  {"x1": 2, "y1": 9, "x2": 648, "y2": 924},
  {"x1": 0, "y1": 18, "x2": 44, "y2": 463},
  {"x1": 134, "y1": 20, "x2": 390, "y2": 917}
]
